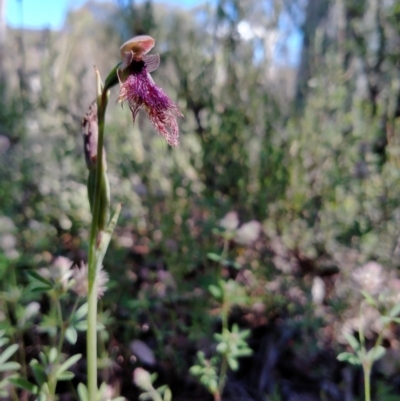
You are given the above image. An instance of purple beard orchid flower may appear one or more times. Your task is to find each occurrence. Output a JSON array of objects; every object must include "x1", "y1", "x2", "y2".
[{"x1": 117, "y1": 35, "x2": 183, "y2": 147}]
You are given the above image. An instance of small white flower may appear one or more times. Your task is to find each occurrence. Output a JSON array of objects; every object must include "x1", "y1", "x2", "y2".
[
  {"x1": 235, "y1": 220, "x2": 261, "y2": 245},
  {"x1": 219, "y1": 211, "x2": 239, "y2": 232},
  {"x1": 72, "y1": 262, "x2": 109, "y2": 299},
  {"x1": 41, "y1": 256, "x2": 74, "y2": 292}
]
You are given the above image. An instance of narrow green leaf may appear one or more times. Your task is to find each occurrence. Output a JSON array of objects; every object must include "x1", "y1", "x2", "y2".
[
  {"x1": 164, "y1": 388, "x2": 172, "y2": 401},
  {"x1": 381, "y1": 316, "x2": 392, "y2": 325},
  {"x1": 77, "y1": 383, "x2": 89, "y2": 401},
  {"x1": 236, "y1": 348, "x2": 253, "y2": 357},
  {"x1": 48, "y1": 347, "x2": 58, "y2": 364},
  {"x1": 56, "y1": 354, "x2": 82, "y2": 375},
  {"x1": 39, "y1": 352, "x2": 48, "y2": 366},
  {"x1": 227, "y1": 356, "x2": 239, "y2": 370},
  {"x1": 389, "y1": 302, "x2": 400, "y2": 318},
  {"x1": 367, "y1": 346, "x2": 386, "y2": 362},
  {"x1": 208, "y1": 284, "x2": 222, "y2": 300},
  {"x1": 65, "y1": 327, "x2": 78, "y2": 345},
  {"x1": 75, "y1": 321, "x2": 88, "y2": 331},
  {"x1": 31, "y1": 286, "x2": 53, "y2": 293},
  {"x1": 26, "y1": 271, "x2": 53, "y2": 287},
  {"x1": 0, "y1": 362, "x2": 20, "y2": 372},
  {"x1": 0, "y1": 343, "x2": 19, "y2": 365},
  {"x1": 30, "y1": 360, "x2": 47, "y2": 387},
  {"x1": 56, "y1": 371, "x2": 74, "y2": 381},
  {"x1": 207, "y1": 253, "x2": 222, "y2": 262},
  {"x1": 360, "y1": 291, "x2": 377, "y2": 307},
  {"x1": 337, "y1": 352, "x2": 361, "y2": 365},
  {"x1": 9, "y1": 376, "x2": 38, "y2": 394},
  {"x1": 343, "y1": 333, "x2": 360, "y2": 352},
  {"x1": 74, "y1": 303, "x2": 88, "y2": 321},
  {"x1": 96, "y1": 323, "x2": 105, "y2": 331}
]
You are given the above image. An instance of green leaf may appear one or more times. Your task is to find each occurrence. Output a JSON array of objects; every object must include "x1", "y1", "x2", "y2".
[
  {"x1": 0, "y1": 343, "x2": 19, "y2": 365},
  {"x1": 65, "y1": 327, "x2": 78, "y2": 345},
  {"x1": 0, "y1": 362, "x2": 21, "y2": 372},
  {"x1": 56, "y1": 371, "x2": 75, "y2": 381},
  {"x1": 235, "y1": 348, "x2": 253, "y2": 357},
  {"x1": 104, "y1": 63, "x2": 122, "y2": 91},
  {"x1": 30, "y1": 360, "x2": 47, "y2": 387},
  {"x1": 96, "y1": 322, "x2": 105, "y2": 331},
  {"x1": 163, "y1": 387, "x2": 172, "y2": 401},
  {"x1": 367, "y1": 346, "x2": 386, "y2": 362},
  {"x1": 39, "y1": 351, "x2": 48, "y2": 366},
  {"x1": 9, "y1": 376, "x2": 38, "y2": 394},
  {"x1": 208, "y1": 284, "x2": 222, "y2": 300},
  {"x1": 360, "y1": 291, "x2": 377, "y2": 307},
  {"x1": 337, "y1": 352, "x2": 361, "y2": 365},
  {"x1": 26, "y1": 270, "x2": 53, "y2": 287},
  {"x1": 207, "y1": 253, "x2": 222, "y2": 262},
  {"x1": 48, "y1": 347, "x2": 58, "y2": 364},
  {"x1": 31, "y1": 286, "x2": 53, "y2": 293},
  {"x1": 227, "y1": 356, "x2": 239, "y2": 370},
  {"x1": 74, "y1": 303, "x2": 88, "y2": 321},
  {"x1": 216, "y1": 342, "x2": 228, "y2": 354},
  {"x1": 389, "y1": 302, "x2": 400, "y2": 318},
  {"x1": 77, "y1": 383, "x2": 89, "y2": 401},
  {"x1": 56, "y1": 354, "x2": 82, "y2": 376},
  {"x1": 343, "y1": 333, "x2": 360, "y2": 352},
  {"x1": 381, "y1": 316, "x2": 392, "y2": 325},
  {"x1": 189, "y1": 365, "x2": 201, "y2": 375},
  {"x1": 75, "y1": 321, "x2": 88, "y2": 331}
]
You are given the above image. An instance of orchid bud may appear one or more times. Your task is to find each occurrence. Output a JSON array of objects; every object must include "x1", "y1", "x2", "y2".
[
  {"x1": 82, "y1": 101, "x2": 110, "y2": 231},
  {"x1": 82, "y1": 101, "x2": 106, "y2": 171}
]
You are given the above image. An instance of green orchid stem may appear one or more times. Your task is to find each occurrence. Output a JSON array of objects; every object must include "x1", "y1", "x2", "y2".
[
  {"x1": 87, "y1": 277, "x2": 98, "y2": 399},
  {"x1": 87, "y1": 68, "x2": 109, "y2": 401},
  {"x1": 363, "y1": 362, "x2": 371, "y2": 401}
]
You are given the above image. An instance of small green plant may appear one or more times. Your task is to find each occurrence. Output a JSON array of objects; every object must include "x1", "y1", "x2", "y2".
[
  {"x1": 0, "y1": 330, "x2": 20, "y2": 398},
  {"x1": 8, "y1": 258, "x2": 87, "y2": 399},
  {"x1": 190, "y1": 212, "x2": 257, "y2": 401},
  {"x1": 190, "y1": 324, "x2": 252, "y2": 401},
  {"x1": 12, "y1": 349, "x2": 81, "y2": 400},
  {"x1": 133, "y1": 368, "x2": 172, "y2": 401},
  {"x1": 338, "y1": 291, "x2": 400, "y2": 401}
]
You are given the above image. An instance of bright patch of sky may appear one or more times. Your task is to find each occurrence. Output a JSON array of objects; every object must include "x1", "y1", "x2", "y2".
[
  {"x1": 6, "y1": 0, "x2": 203, "y2": 30},
  {"x1": 6, "y1": 0, "x2": 301, "y2": 65},
  {"x1": 237, "y1": 19, "x2": 302, "y2": 66}
]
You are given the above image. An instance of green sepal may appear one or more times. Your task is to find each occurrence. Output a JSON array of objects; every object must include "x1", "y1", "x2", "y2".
[{"x1": 104, "y1": 63, "x2": 121, "y2": 92}]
